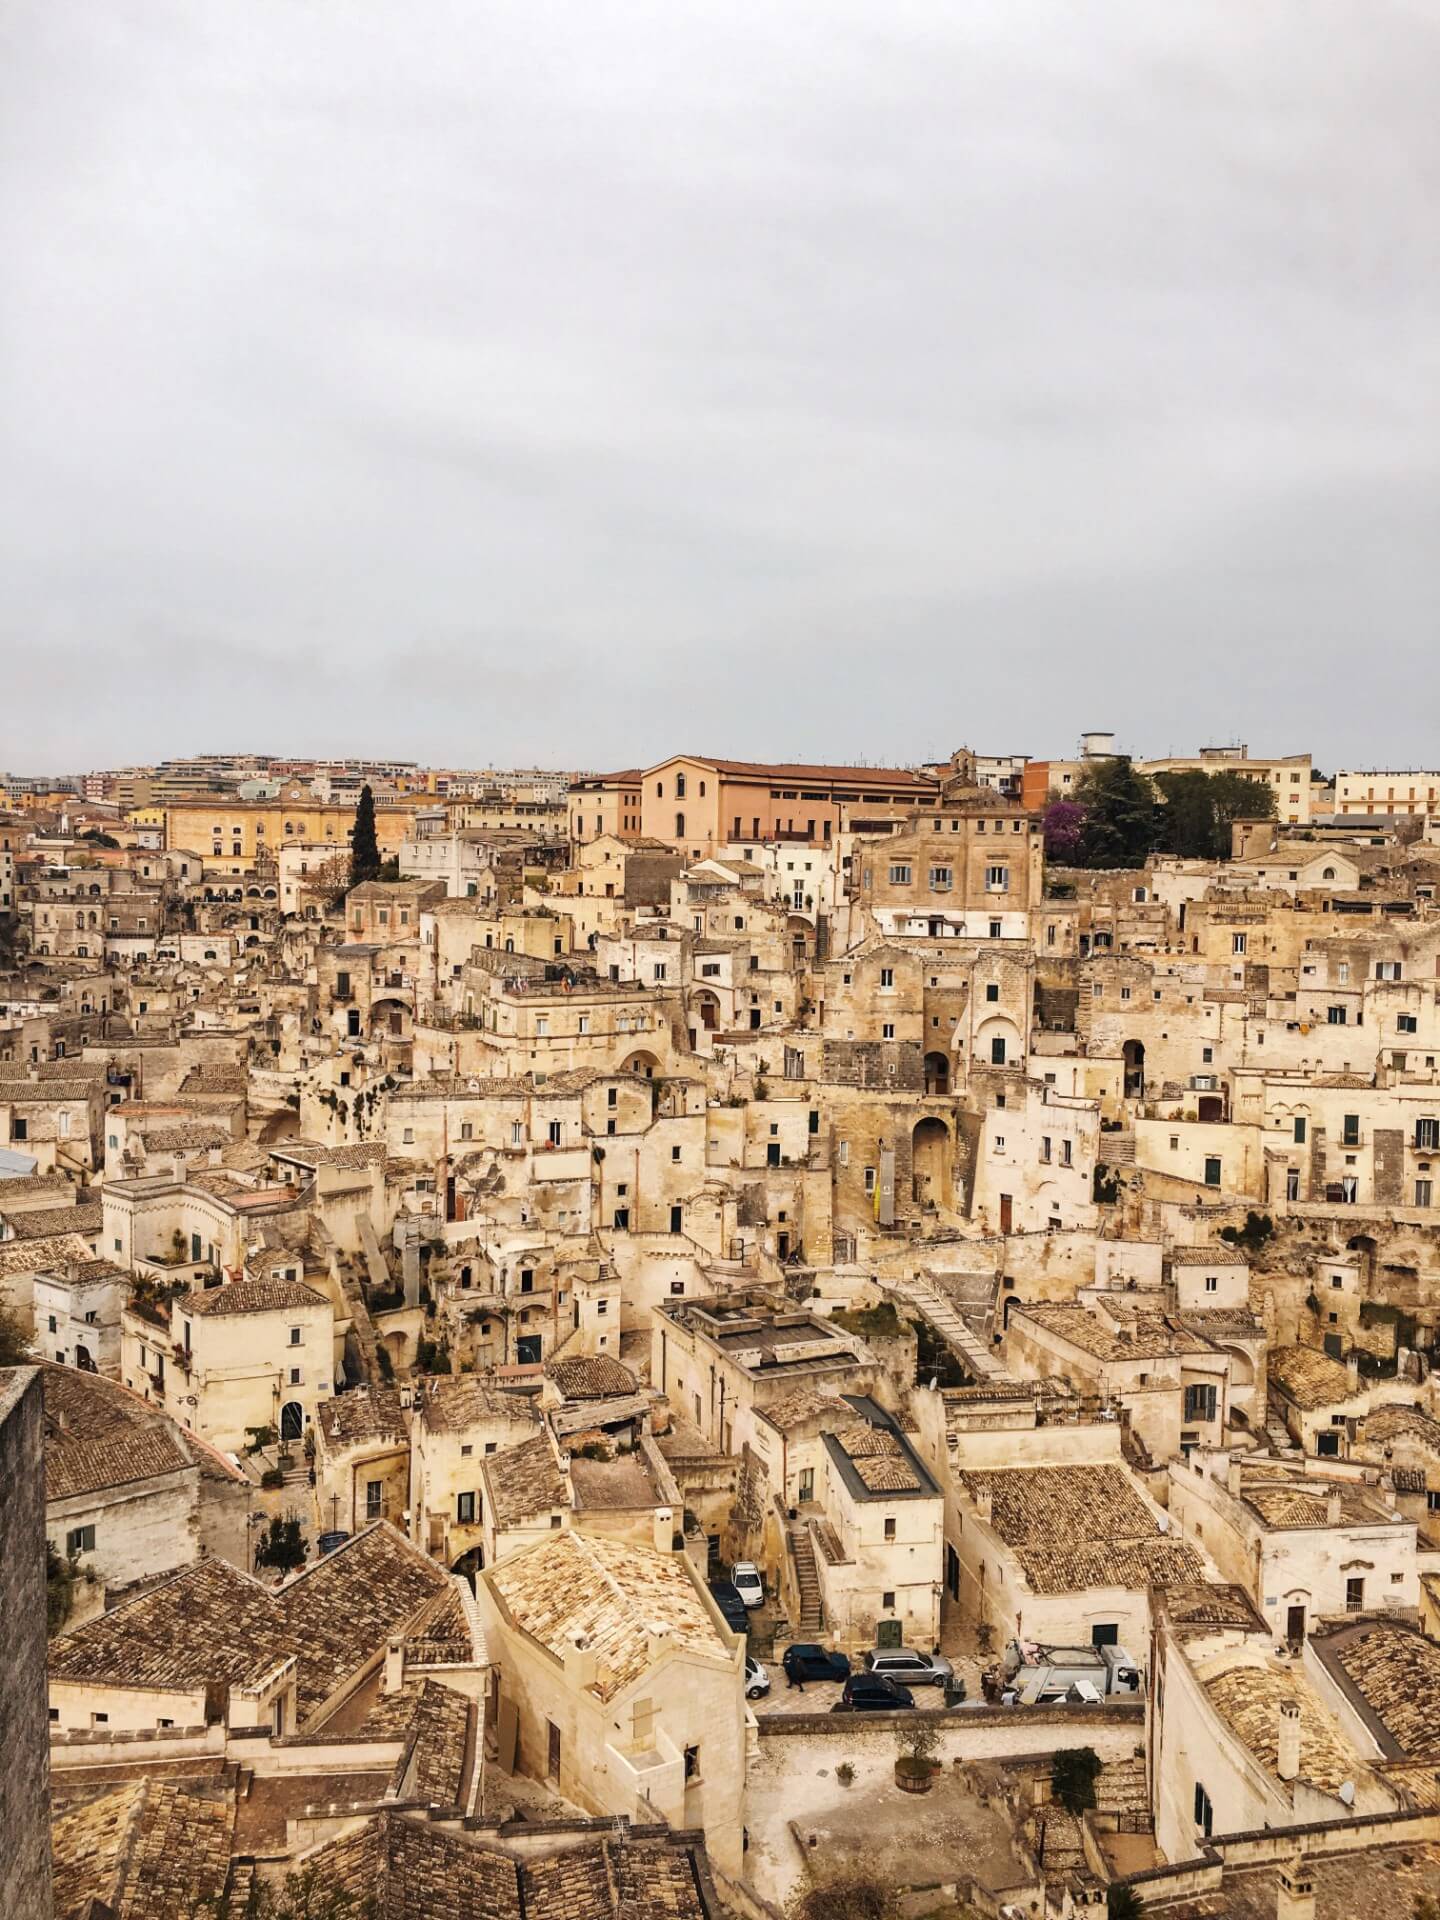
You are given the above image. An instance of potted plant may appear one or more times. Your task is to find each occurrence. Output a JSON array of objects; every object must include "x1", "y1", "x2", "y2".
[{"x1": 893, "y1": 1715, "x2": 941, "y2": 1793}]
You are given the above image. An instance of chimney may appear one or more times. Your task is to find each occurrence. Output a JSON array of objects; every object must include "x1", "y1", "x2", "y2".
[
  {"x1": 645, "y1": 1620, "x2": 671, "y2": 1665},
  {"x1": 382, "y1": 1638, "x2": 405, "y2": 1695},
  {"x1": 563, "y1": 1633, "x2": 599, "y2": 1692},
  {"x1": 975, "y1": 1485, "x2": 993, "y2": 1525},
  {"x1": 1227, "y1": 1456, "x2": 1244, "y2": 1495},
  {"x1": 1277, "y1": 1700, "x2": 1302, "y2": 1782},
  {"x1": 1325, "y1": 1488, "x2": 1342, "y2": 1526},
  {"x1": 652, "y1": 1505, "x2": 677, "y2": 1553},
  {"x1": 1275, "y1": 1852, "x2": 1316, "y2": 1920},
  {"x1": 1345, "y1": 1354, "x2": 1360, "y2": 1394}
]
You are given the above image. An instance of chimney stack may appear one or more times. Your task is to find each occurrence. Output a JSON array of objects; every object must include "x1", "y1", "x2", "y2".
[
  {"x1": 1275, "y1": 1852, "x2": 1316, "y2": 1920},
  {"x1": 382, "y1": 1638, "x2": 405, "y2": 1695},
  {"x1": 1277, "y1": 1700, "x2": 1302, "y2": 1782},
  {"x1": 1325, "y1": 1488, "x2": 1342, "y2": 1526},
  {"x1": 975, "y1": 1486, "x2": 994, "y2": 1525}
]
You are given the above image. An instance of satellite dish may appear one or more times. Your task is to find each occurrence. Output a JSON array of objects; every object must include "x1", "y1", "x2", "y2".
[
  {"x1": 1339, "y1": 1779, "x2": 1355, "y2": 1806},
  {"x1": 1157, "y1": 1513, "x2": 1170, "y2": 1533},
  {"x1": 467, "y1": 1078, "x2": 480, "y2": 1093}
]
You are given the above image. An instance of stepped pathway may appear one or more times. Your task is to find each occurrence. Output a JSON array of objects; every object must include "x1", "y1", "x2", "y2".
[{"x1": 787, "y1": 1523, "x2": 823, "y2": 1635}]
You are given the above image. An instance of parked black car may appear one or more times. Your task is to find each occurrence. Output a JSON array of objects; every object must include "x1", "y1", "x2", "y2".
[
  {"x1": 781, "y1": 1643, "x2": 852, "y2": 1685},
  {"x1": 835, "y1": 1672, "x2": 916, "y2": 1712},
  {"x1": 708, "y1": 1580, "x2": 750, "y2": 1633}
]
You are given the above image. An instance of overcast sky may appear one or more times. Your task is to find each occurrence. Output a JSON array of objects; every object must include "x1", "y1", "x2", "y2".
[{"x1": 2, "y1": 1, "x2": 1436, "y2": 775}]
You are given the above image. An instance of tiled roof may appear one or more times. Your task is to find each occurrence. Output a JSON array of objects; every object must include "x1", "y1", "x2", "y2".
[
  {"x1": 298, "y1": 1814, "x2": 710, "y2": 1920},
  {"x1": 1238, "y1": 1466, "x2": 1392, "y2": 1530},
  {"x1": 1171, "y1": 1246, "x2": 1250, "y2": 1267},
  {"x1": 1160, "y1": 1581, "x2": 1265, "y2": 1634},
  {"x1": 41, "y1": 1364, "x2": 195, "y2": 1502},
  {"x1": 1268, "y1": 1343, "x2": 1358, "y2": 1410},
  {"x1": 51, "y1": 1780, "x2": 234, "y2": 1920},
  {"x1": 754, "y1": 1386, "x2": 848, "y2": 1432},
  {"x1": 0, "y1": 1232, "x2": 93, "y2": 1277},
  {"x1": 830, "y1": 1423, "x2": 922, "y2": 1493},
  {"x1": 1363, "y1": 1404, "x2": 1440, "y2": 1452},
  {"x1": 1314, "y1": 1621, "x2": 1440, "y2": 1760},
  {"x1": 546, "y1": 1352, "x2": 637, "y2": 1399},
  {"x1": 363, "y1": 1677, "x2": 474, "y2": 1808},
  {"x1": 1203, "y1": 1660, "x2": 1360, "y2": 1794},
  {"x1": 418, "y1": 1374, "x2": 539, "y2": 1434},
  {"x1": 0, "y1": 1171, "x2": 72, "y2": 1201},
  {"x1": 486, "y1": 1530, "x2": 728, "y2": 1701},
  {"x1": 482, "y1": 1431, "x2": 571, "y2": 1529},
  {"x1": 957, "y1": 1464, "x2": 1205, "y2": 1594},
  {"x1": 277, "y1": 1521, "x2": 452, "y2": 1719},
  {"x1": 50, "y1": 1555, "x2": 293, "y2": 1692},
  {"x1": 181, "y1": 1274, "x2": 327, "y2": 1317},
  {"x1": 8, "y1": 1202, "x2": 102, "y2": 1239},
  {"x1": 318, "y1": 1383, "x2": 408, "y2": 1447},
  {"x1": 1016, "y1": 1302, "x2": 1211, "y2": 1361}
]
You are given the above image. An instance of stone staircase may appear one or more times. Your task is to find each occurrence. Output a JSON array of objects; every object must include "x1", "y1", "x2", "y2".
[
  {"x1": 888, "y1": 1274, "x2": 1009, "y2": 1383},
  {"x1": 788, "y1": 1523, "x2": 823, "y2": 1635},
  {"x1": 1098, "y1": 1130, "x2": 1136, "y2": 1167}
]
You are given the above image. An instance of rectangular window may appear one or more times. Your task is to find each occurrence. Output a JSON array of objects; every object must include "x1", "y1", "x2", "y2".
[
  {"x1": 457, "y1": 1491, "x2": 476, "y2": 1525},
  {"x1": 1204, "y1": 1156, "x2": 1222, "y2": 1187},
  {"x1": 1346, "y1": 1576, "x2": 1364, "y2": 1612},
  {"x1": 883, "y1": 1517, "x2": 896, "y2": 1541},
  {"x1": 1342, "y1": 1114, "x2": 1360, "y2": 1146},
  {"x1": 888, "y1": 865, "x2": 912, "y2": 885},
  {"x1": 928, "y1": 866, "x2": 952, "y2": 890},
  {"x1": 1194, "y1": 1783, "x2": 1213, "y2": 1838},
  {"x1": 1293, "y1": 1117, "x2": 1307, "y2": 1144},
  {"x1": 1184, "y1": 1383, "x2": 1217, "y2": 1422},
  {"x1": 366, "y1": 1480, "x2": 382, "y2": 1520},
  {"x1": 66, "y1": 1524, "x2": 96, "y2": 1555},
  {"x1": 985, "y1": 866, "x2": 1009, "y2": 891}
]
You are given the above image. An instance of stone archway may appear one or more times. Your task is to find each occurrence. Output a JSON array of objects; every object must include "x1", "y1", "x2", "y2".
[
  {"x1": 923, "y1": 1051, "x2": 949, "y2": 1096},
  {"x1": 1123, "y1": 1038, "x2": 1146, "y2": 1099}
]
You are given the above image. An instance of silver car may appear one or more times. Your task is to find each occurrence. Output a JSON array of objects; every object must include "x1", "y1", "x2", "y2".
[{"x1": 863, "y1": 1647, "x2": 956, "y2": 1689}]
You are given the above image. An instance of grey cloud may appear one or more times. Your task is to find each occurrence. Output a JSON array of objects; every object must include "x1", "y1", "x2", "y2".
[{"x1": 1, "y1": 0, "x2": 1436, "y2": 770}]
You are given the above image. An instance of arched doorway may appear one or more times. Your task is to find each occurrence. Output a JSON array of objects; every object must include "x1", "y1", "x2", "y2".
[
  {"x1": 923, "y1": 1052, "x2": 949, "y2": 1095},
  {"x1": 692, "y1": 990, "x2": 720, "y2": 1033},
  {"x1": 452, "y1": 1546, "x2": 483, "y2": 1589},
  {"x1": 620, "y1": 1050, "x2": 660, "y2": 1079},
  {"x1": 1123, "y1": 1038, "x2": 1146, "y2": 1099},
  {"x1": 912, "y1": 1117, "x2": 951, "y2": 1210},
  {"x1": 280, "y1": 1400, "x2": 304, "y2": 1442}
]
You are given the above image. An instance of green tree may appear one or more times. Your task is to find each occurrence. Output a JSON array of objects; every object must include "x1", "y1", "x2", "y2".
[
  {"x1": 349, "y1": 784, "x2": 381, "y2": 887},
  {"x1": 1074, "y1": 758, "x2": 1156, "y2": 869},
  {"x1": 1051, "y1": 1745, "x2": 1102, "y2": 1814},
  {"x1": 1153, "y1": 768, "x2": 1276, "y2": 860},
  {"x1": 47, "y1": 1542, "x2": 81, "y2": 1636},
  {"x1": 1107, "y1": 1888, "x2": 1144, "y2": 1920},
  {"x1": 0, "y1": 1300, "x2": 33, "y2": 1366},
  {"x1": 254, "y1": 1512, "x2": 307, "y2": 1575}
]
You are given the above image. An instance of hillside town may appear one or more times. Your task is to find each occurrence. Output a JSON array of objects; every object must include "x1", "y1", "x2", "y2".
[{"x1": 4, "y1": 735, "x2": 1440, "y2": 1919}]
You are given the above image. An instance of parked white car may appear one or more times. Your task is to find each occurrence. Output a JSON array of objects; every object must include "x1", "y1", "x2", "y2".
[
  {"x1": 744, "y1": 1655, "x2": 770, "y2": 1699},
  {"x1": 732, "y1": 1562, "x2": 764, "y2": 1609}
]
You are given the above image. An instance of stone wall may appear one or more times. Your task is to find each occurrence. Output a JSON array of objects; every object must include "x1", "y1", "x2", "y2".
[{"x1": 0, "y1": 1367, "x2": 53, "y2": 1920}]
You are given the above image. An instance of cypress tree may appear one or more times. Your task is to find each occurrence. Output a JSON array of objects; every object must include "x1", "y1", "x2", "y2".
[{"x1": 350, "y1": 783, "x2": 381, "y2": 886}]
